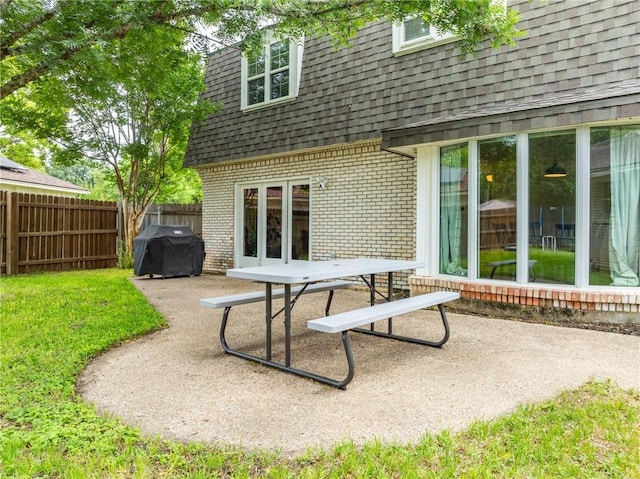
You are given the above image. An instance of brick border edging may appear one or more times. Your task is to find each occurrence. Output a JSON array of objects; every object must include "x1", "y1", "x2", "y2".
[{"x1": 409, "y1": 275, "x2": 640, "y2": 324}]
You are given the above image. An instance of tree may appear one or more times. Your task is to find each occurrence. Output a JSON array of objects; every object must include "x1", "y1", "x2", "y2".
[
  {"x1": 0, "y1": 0, "x2": 521, "y2": 100},
  {"x1": 73, "y1": 27, "x2": 214, "y2": 256},
  {"x1": 7, "y1": 24, "x2": 216, "y2": 257}
]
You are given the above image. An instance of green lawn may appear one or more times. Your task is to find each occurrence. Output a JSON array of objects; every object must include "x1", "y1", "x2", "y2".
[
  {"x1": 479, "y1": 248, "x2": 581, "y2": 284},
  {"x1": 1, "y1": 269, "x2": 638, "y2": 478}
]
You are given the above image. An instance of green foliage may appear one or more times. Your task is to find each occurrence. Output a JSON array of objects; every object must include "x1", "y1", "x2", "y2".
[
  {"x1": 2, "y1": 22, "x2": 217, "y2": 252},
  {"x1": 57, "y1": 23, "x2": 216, "y2": 209},
  {"x1": 116, "y1": 240, "x2": 134, "y2": 269},
  {"x1": 1, "y1": 270, "x2": 639, "y2": 477},
  {"x1": 0, "y1": 129, "x2": 48, "y2": 171},
  {"x1": 479, "y1": 247, "x2": 576, "y2": 284}
]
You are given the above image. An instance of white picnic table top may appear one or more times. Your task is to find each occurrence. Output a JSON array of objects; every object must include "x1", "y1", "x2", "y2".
[{"x1": 226, "y1": 258, "x2": 424, "y2": 284}]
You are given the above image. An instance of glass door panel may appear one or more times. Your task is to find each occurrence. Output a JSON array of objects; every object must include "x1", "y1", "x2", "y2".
[
  {"x1": 266, "y1": 186, "x2": 283, "y2": 260},
  {"x1": 439, "y1": 143, "x2": 468, "y2": 276},
  {"x1": 290, "y1": 184, "x2": 310, "y2": 260},
  {"x1": 238, "y1": 180, "x2": 310, "y2": 267},
  {"x1": 590, "y1": 125, "x2": 640, "y2": 286},
  {"x1": 242, "y1": 187, "x2": 258, "y2": 259}
]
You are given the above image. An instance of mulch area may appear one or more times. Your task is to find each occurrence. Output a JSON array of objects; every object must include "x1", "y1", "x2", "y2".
[{"x1": 478, "y1": 314, "x2": 640, "y2": 337}]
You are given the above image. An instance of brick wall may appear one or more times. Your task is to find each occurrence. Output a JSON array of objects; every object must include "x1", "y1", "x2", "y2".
[
  {"x1": 198, "y1": 140, "x2": 416, "y2": 276},
  {"x1": 411, "y1": 276, "x2": 640, "y2": 323}
]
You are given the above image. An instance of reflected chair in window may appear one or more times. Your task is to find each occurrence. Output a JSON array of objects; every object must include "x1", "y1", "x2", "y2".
[{"x1": 492, "y1": 223, "x2": 509, "y2": 249}]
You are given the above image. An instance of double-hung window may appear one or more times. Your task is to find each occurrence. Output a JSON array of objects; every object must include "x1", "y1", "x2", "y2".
[
  {"x1": 392, "y1": 17, "x2": 455, "y2": 55},
  {"x1": 241, "y1": 34, "x2": 303, "y2": 110}
]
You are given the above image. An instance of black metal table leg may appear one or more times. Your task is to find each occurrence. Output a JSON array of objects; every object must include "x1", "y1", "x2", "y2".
[
  {"x1": 369, "y1": 274, "x2": 375, "y2": 331},
  {"x1": 387, "y1": 271, "x2": 393, "y2": 334},
  {"x1": 218, "y1": 299, "x2": 356, "y2": 389},
  {"x1": 284, "y1": 283, "x2": 291, "y2": 367},
  {"x1": 266, "y1": 283, "x2": 272, "y2": 361}
]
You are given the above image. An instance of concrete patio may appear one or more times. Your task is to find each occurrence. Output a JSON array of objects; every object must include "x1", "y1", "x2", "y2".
[{"x1": 77, "y1": 274, "x2": 640, "y2": 457}]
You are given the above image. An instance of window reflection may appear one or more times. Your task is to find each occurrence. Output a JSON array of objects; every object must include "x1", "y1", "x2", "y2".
[
  {"x1": 478, "y1": 136, "x2": 517, "y2": 280},
  {"x1": 247, "y1": 78, "x2": 265, "y2": 105},
  {"x1": 270, "y1": 41, "x2": 289, "y2": 70},
  {"x1": 529, "y1": 131, "x2": 576, "y2": 285},
  {"x1": 291, "y1": 184, "x2": 310, "y2": 260},
  {"x1": 270, "y1": 71, "x2": 289, "y2": 99},
  {"x1": 243, "y1": 188, "x2": 258, "y2": 257},
  {"x1": 266, "y1": 186, "x2": 283, "y2": 259},
  {"x1": 404, "y1": 17, "x2": 431, "y2": 42}
]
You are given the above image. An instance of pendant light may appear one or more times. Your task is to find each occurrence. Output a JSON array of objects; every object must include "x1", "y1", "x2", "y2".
[{"x1": 544, "y1": 160, "x2": 567, "y2": 178}]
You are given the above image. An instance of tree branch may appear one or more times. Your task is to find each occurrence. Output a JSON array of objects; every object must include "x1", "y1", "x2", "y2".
[{"x1": 0, "y1": 0, "x2": 68, "y2": 61}]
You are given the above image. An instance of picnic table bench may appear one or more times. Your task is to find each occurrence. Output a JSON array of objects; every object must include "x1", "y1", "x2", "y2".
[
  {"x1": 486, "y1": 259, "x2": 537, "y2": 281},
  {"x1": 307, "y1": 291, "x2": 460, "y2": 388}
]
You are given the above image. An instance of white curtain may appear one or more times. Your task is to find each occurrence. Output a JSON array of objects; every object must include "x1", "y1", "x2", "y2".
[
  {"x1": 440, "y1": 164, "x2": 467, "y2": 276},
  {"x1": 609, "y1": 127, "x2": 640, "y2": 286}
]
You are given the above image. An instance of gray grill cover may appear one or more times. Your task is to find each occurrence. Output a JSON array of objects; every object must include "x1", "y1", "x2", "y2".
[{"x1": 133, "y1": 224, "x2": 204, "y2": 278}]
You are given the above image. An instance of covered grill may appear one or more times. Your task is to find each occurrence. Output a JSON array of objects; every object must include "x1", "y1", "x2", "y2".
[{"x1": 133, "y1": 224, "x2": 205, "y2": 278}]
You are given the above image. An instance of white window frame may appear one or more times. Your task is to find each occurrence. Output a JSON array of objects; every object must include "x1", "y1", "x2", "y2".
[
  {"x1": 392, "y1": 18, "x2": 456, "y2": 56},
  {"x1": 416, "y1": 119, "x2": 639, "y2": 288},
  {"x1": 240, "y1": 34, "x2": 304, "y2": 111}
]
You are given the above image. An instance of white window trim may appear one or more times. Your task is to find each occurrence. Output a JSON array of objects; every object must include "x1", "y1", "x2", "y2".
[
  {"x1": 392, "y1": 20, "x2": 456, "y2": 56},
  {"x1": 240, "y1": 35, "x2": 304, "y2": 111}
]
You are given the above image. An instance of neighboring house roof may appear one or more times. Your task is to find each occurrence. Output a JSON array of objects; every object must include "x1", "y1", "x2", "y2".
[
  {"x1": 184, "y1": 0, "x2": 640, "y2": 168},
  {"x1": 0, "y1": 155, "x2": 90, "y2": 196}
]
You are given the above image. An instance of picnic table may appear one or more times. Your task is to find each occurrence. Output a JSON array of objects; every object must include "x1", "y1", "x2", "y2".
[{"x1": 201, "y1": 258, "x2": 459, "y2": 388}]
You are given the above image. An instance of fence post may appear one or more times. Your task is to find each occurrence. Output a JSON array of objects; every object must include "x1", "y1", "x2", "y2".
[{"x1": 6, "y1": 192, "x2": 19, "y2": 275}]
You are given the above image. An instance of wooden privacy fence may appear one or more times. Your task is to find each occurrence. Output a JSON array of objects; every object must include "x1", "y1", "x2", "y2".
[
  {"x1": 0, "y1": 192, "x2": 118, "y2": 275},
  {"x1": 119, "y1": 203, "x2": 202, "y2": 240}
]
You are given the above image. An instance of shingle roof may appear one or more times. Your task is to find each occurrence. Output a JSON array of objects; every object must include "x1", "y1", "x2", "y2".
[
  {"x1": 386, "y1": 83, "x2": 640, "y2": 132},
  {"x1": 382, "y1": 83, "x2": 640, "y2": 155}
]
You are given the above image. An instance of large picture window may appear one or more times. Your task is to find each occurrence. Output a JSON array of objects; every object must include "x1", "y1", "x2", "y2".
[
  {"x1": 478, "y1": 136, "x2": 517, "y2": 280},
  {"x1": 529, "y1": 130, "x2": 576, "y2": 285},
  {"x1": 431, "y1": 124, "x2": 639, "y2": 288}
]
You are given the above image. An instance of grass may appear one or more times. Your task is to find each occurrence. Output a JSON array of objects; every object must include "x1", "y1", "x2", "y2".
[
  {"x1": 1, "y1": 269, "x2": 639, "y2": 478},
  {"x1": 479, "y1": 248, "x2": 579, "y2": 283}
]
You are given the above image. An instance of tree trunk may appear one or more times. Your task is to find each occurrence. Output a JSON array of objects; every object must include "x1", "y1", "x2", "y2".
[{"x1": 121, "y1": 200, "x2": 149, "y2": 258}]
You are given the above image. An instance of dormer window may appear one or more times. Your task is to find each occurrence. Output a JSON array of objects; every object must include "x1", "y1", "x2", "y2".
[
  {"x1": 241, "y1": 34, "x2": 303, "y2": 111},
  {"x1": 392, "y1": 17, "x2": 456, "y2": 55}
]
